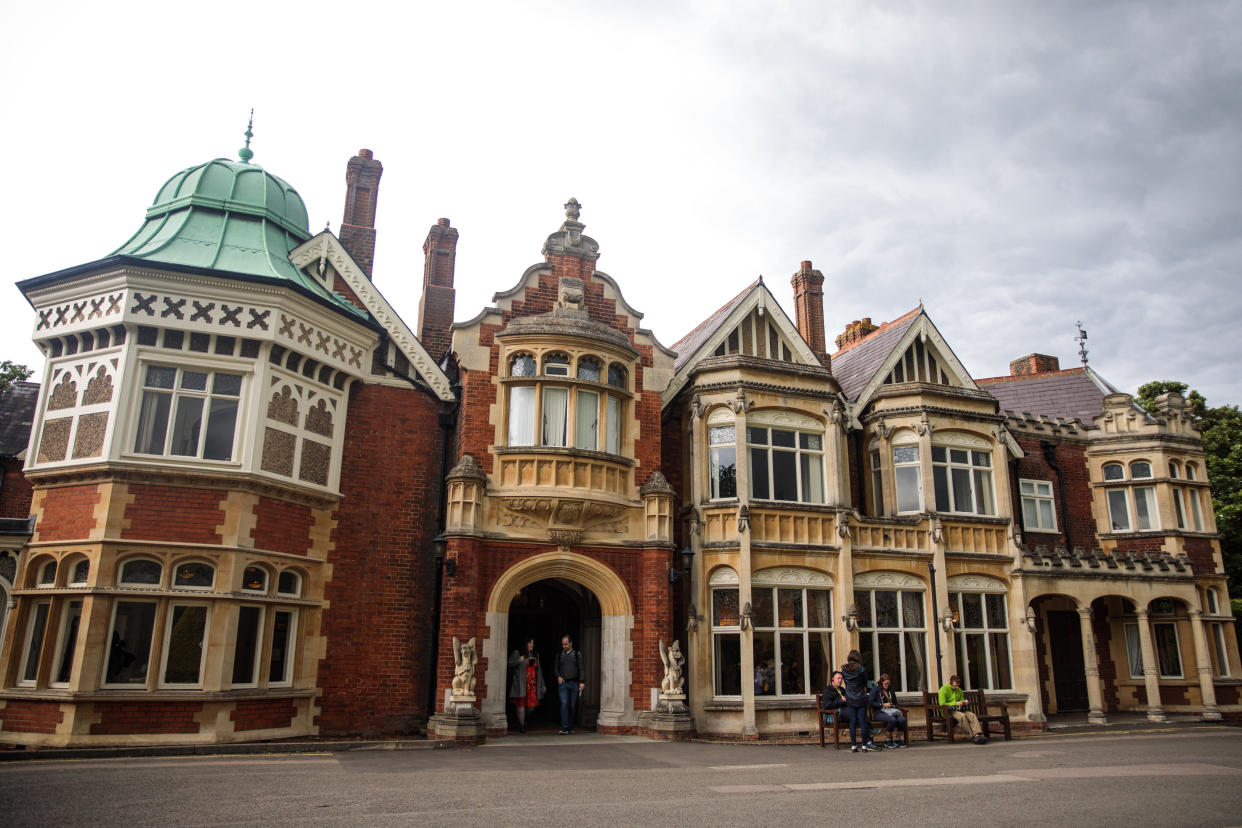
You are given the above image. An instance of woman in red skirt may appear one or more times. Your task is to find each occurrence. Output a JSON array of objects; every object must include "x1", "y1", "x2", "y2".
[{"x1": 508, "y1": 638, "x2": 546, "y2": 732}]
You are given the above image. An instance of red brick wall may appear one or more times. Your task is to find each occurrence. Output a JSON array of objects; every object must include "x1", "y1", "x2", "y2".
[
  {"x1": 1011, "y1": 436, "x2": 1096, "y2": 549},
  {"x1": 0, "y1": 699, "x2": 64, "y2": 734},
  {"x1": 316, "y1": 382, "x2": 446, "y2": 735},
  {"x1": 0, "y1": 458, "x2": 33, "y2": 519},
  {"x1": 34, "y1": 484, "x2": 101, "y2": 541},
  {"x1": 1092, "y1": 603, "x2": 1120, "y2": 711},
  {"x1": 332, "y1": 274, "x2": 366, "y2": 312},
  {"x1": 251, "y1": 497, "x2": 314, "y2": 556},
  {"x1": 230, "y1": 698, "x2": 296, "y2": 731},
  {"x1": 90, "y1": 702, "x2": 202, "y2": 734},
  {"x1": 1182, "y1": 537, "x2": 1218, "y2": 576},
  {"x1": 121, "y1": 485, "x2": 224, "y2": 545},
  {"x1": 435, "y1": 539, "x2": 674, "y2": 715}
]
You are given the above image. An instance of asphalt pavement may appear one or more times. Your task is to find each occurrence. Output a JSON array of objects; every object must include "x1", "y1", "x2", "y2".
[{"x1": 1, "y1": 725, "x2": 1240, "y2": 827}]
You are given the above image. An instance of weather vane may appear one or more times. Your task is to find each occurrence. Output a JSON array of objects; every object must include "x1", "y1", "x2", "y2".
[{"x1": 1075, "y1": 321, "x2": 1089, "y2": 366}]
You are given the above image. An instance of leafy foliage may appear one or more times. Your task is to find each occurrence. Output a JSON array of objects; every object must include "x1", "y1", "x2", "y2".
[
  {"x1": 0, "y1": 360, "x2": 32, "y2": 395},
  {"x1": 1137, "y1": 380, "x2": 1242, "y2": 592}
]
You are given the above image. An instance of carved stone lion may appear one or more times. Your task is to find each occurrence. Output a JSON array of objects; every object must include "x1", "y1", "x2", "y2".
[
  {"x1": 452, "y1": 636, "x2": 477, "y2": 696},
  {"x1": 659, "y1": 639, "x2": 685, "y2": 695}
]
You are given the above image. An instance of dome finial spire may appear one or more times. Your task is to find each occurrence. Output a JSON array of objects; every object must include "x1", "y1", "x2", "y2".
[{"x1": 239, "y1": 109, "x2": 255, "y2": 164}]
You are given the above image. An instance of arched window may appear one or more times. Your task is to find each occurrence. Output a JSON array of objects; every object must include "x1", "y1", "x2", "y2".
[
  {"x1": 853, "y1": 571, "x2": 927, "y2": 692},
  {"x1": 576, "y1": 356, "x2": 602, "y2": 382},
  {"x1": 1102, "y1": 463, "x2": 1125, "y2": 481},
  {"x1": 174, "y1": 562, "x2": 215, "y2": 589},
  {"x1": 947, "y1": 575, "x2": 1012, "y2": 690},
  {"x1": 70, "y1": 559, "x2": 90, "y2": 586},
  {"x1": 120, "y1": 559, "x2": 162, "y2": 586},
  {"x1": 509, "y1": 353, "x2": 536, "y2": 377},
  {"x1": 242, "y1": 566, "x2": 268, "y2": 593},
  {"x1": 1130, "y1": 461, "x2": 1152, "y2": 479},
  {"x1": 1102, "y1": 461, "x2": 1158, "y2": 533},
  {"x1": 277, "y1": 571, "x2": 302, "y2": 597},
  {"x1": 38, "y1": 560, "x2": 57, "y2": 587}
]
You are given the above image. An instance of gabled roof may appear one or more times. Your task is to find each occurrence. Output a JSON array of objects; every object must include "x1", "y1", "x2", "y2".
[
  {"x1": 977, "y1": 366, "x2": 1122, "y2": 426},
  {"x1": 662, "y1": 279, "x2": 822, "y2": 407},
  {"x1": 829, "y1": 308, "x2": 921, "y2": 401},
  {"x1": 289, "y1": 233, "x2": 455, "y2": 401},
  {"x1": 671, "y1": 280, "x2": 758, "y2": 374},
  {"x1": 0, "y1": 382, "x2": 39, "y2": 458}
]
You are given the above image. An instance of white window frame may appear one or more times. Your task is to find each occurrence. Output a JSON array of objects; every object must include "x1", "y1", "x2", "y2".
[
  {"x1": 1101, "y1": 462, "x2": 1161, "y2": 533},
  {"x1": 708, "y1": 422, "x2": 738, "y2": 501},
  {"x1": 869, "y1": 444, "x2": 884, "y2": 516},
  {"x1": 159, "y1": 602, "x2": 211, "y2": 688},
  {"x1": 1153, "y1": 621, "x2": 1182, "y2": 678},
  {"x1": 746, "y1": 425, "x2": 825, "y2": 504},
  {"x1": 748, "y1": 573, "x2": 833, "y2": 698},
  {"x1": 854, "y1": 573, "x2": 928, "y2": 693},
  {"x1": 1209, "y1": 623, "x2": 1230, "y2": 677},
  {"x1": 932, "y1": 444, "x2": 995, "y2": 516},
  {"x1": 950, "y1": 589, "x2": 1013, "y2": 691},
  {"x1": 1124, "y1": 623, "x2": 1143, "y2": 678},
  {"x1": 131, "y1": 362, "x2": 245, "y2": 462},
  {"x1": 19, "y1": 600, "x2": 52, "y2": 686},
  {"x1": 892, "y1": 439, "x2": 923, "y2": 514},
  {"x1": 709, "y1": 568, "x2": 742, "y2": 698},
  {"x1": 171, "y1": 561, "x2": 216, "y2": 591},
  {"x1": 1020, "y1": 479, "x2": 1058, "y2": 532},
  {"x1": 51, "y1": 598, "x2": 84, "y2": 687}
]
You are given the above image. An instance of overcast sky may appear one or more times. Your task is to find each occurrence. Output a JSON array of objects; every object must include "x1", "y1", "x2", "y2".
[{"x1": 3, "y1": 1, "x2": 1240, "y2": 406}]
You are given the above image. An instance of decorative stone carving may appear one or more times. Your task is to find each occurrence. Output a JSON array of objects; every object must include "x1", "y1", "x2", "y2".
[
  {"x1": 542, "y1": 198, "x2": 600, "y2": 261},
  {"x1": 737, "y1": 505, "x2": 750, "y2": 532},
  {"x1": 639, "y1": 471, "x2": 675, "y2": 496},
  {"x1": 660, "y1": 639, "x2": 686, "y2": 695},
  {"x1": 447, "y1": 454, "x2": 487, "y2": 482},
  {"x1": 730, "y1": 386, "x2": 753, "y2": 414},
  {"x1": 451, "y1": 637, "x2": 478, "y2": 699},
  {"x1": 690, "y1": 393, "x2": 703, "y2": 421},
  {"x1": 499, "y1": 497, "x2": 629, "y2": 535},
  {"x1": 548, "y1": 529, "x2": 582, "y2": 546},
  {"x1": 558, "y1": 276, "x2": 586, "y2": 313},
  {"x1": 917, "y1": 411, "x2": 934, "y2": 437},
  {"x1": 876, "y1": 417, "x2": 891, "y2": 440}
]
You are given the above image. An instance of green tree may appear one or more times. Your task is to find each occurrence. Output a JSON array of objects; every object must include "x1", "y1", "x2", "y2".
[
  {"x1": 1136, "y1": 380, "x2": 1242, "y2": 592},
  {"x1": 0, "y1": 360, "x2": 32, "y2": 395}
]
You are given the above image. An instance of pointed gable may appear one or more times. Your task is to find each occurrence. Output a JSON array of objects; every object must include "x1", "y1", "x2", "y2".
[
  {"x1": 830, "y1": 307, "x2": 978, "y2": 406},
  {"x1": 663, "y1": 279, "x2": 822, "y2": 406},
  {"x1": 290, "y1": 232, "x2": 454, "y2": 401}
]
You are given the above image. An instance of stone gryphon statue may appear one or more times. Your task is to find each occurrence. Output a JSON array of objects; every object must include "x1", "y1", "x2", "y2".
[
  {"x1": 452, "y1": 636, "x2": 477, "y2": 696},
  {"x1": 659, "y1": 639, "x2": 685, "y2": 695}
]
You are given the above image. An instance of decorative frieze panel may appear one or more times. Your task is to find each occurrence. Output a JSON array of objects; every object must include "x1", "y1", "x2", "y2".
[
  {"x1": 259, "y1": 373, "x2": 342, "y2": 490},
  {"x1": 497, "y1": 497, "x2": 630, "y2": 537},
  {"x1": 34, "y1": 357, "x2": 120, "y2": 466},
  {"x1": 35, "y1": 290, "x2": 125, "y2": 333},
  {"x1": 701, "y1": 507, "x2": 740, "y2": 545},
  {"x1": 940, "y1": 521, "x2": 1008, "y2": 555},
  {"x1": 852, "y1": 523, "x2": 929, "y2": 552}
]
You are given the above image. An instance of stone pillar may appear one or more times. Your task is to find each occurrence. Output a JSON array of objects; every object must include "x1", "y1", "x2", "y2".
[
  {"x1": 1135, "y1": 609, "x2": 1166, "y2": 722},
  {"x1": 734, "y1": 396, "x2": 757, "y2": 739},
  {"x1": 1013, "y1": 582, "x2": 1046, "y2": 722},
  {"x1": 1077, "y1": 606, "x2": 1107, "y2": 725},
  {"x1": 835, "y1": 518, "x2": 857, "y2": 669},
  {"x1": 931, "y1": 521, "x2": 955, "y2": 680},
  {"x1": 1188, "y1": 609, "x2": 1223, "y2": 721}
]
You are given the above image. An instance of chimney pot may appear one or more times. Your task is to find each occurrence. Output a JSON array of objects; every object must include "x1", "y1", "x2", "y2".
[
  {"x1": 358, "y1": 148, "x2": 373, "y2": 159},
  {"x1": 438, "y1": 217, "x2": 451, "y2": 227}
]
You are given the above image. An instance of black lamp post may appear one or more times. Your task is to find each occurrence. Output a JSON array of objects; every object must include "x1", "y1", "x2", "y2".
[{"x1": 669, "y1": 545, "x2": 694, "y2": 583}]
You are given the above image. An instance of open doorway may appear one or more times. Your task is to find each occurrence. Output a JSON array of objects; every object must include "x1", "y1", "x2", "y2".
[{"x1": 507, "y1": 578, "x2": 601, "y2": 731}]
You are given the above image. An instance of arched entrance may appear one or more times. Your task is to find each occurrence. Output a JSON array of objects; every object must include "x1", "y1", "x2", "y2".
[
  {"x1": 1029, "y1": 594, "x2": 1087, "y2": 714},
  {"x1": 481, "y1": 551, "x2": 636, "y2": 734},
  {"x1": 507, "y1": 579, "x2": 601, "y2": 730}
]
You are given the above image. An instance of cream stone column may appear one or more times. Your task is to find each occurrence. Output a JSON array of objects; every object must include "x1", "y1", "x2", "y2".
[
  {"x1": 1011, "y1": 578, "x2": 1045, "y2": 722},
  {"x1": 1077, "y1": 606, "x2": 1107, "y2": 725},
  {"x1": 835, "y1": 517, "x2": 856, "y2": 666},
  {"x1": 1135, "y1": 608, "x2": 1166, "y2": 722},
  {"x1": 687, "y1": 396, "x2": 707, "y2": 720},
  {"x1": 824, "y1": 401, "x2": 848, "y2": 508},
  {"x1": 930, "y1": 520, "x2": 955, "y2": 681},
  {"x1": 1188, "y1": 609, "x2": 1223, "y2": 721},
  {"x1": 733, "y1": 392, "x2": 757, "y2": 738}
]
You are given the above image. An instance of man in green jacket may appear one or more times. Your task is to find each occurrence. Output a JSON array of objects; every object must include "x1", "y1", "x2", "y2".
[{"x1": 938, "y1": 674, "x2": 986, "y2": 744}]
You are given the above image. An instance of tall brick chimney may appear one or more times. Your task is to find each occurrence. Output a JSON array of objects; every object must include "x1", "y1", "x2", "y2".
[
  {"x1": 1010, "y1": 354, "x2": 1061, "y2": 376},
  {"x1": 340, "y1": 149, "x2": 383, "y2": 279},
  {"x1": 418, "y1": 218, "x2": 458, "y2": 361},
  {"x1": 791, "y1": 261, "x2": 828, "y2": 367}
]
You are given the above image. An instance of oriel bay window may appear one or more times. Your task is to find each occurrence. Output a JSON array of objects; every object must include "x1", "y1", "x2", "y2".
[
  {"x1": 854, "y1": 573, "x2": 927, "y2": 692},
  {"x1": 709, "y1": 425, "x2": 737, "y2": 500},
  {"x1": 1103, "y1": 461, "x2": 1159, "y2": 532},
  {"x1": 506, "y1": 351, "x2": 627, "y2": 454},
  {"x1": 892, "y1": 439, "x2": 922, "y2": 513},
  {"x1": 710, "y1": 569, "x2": 742, "y2": 696}
]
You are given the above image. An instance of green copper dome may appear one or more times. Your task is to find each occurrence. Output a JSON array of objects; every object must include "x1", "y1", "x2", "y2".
[{"x1": 113, "y1": 158, "x2": 312, "y2": 282}]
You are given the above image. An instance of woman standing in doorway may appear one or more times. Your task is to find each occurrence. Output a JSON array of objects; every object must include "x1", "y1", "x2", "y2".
[{"x1": 508, "y1": 638, "x2": 546, "y2": 733}]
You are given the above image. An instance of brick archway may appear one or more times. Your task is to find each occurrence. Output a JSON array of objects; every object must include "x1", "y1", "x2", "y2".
[{"x1": 481, "y1": 551, "x2": 636, "y2": 733}]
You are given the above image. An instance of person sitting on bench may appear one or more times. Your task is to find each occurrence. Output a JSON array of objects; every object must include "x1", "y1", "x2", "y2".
[
  {"x1": 869, "y1": 673, "x2": 907, "y2": 748},
  {"x1": 938, "y1": 674, "x2": 986, "y2": 744}
]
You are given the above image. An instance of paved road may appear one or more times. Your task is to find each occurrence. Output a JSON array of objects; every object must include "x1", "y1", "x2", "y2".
[{"x1": 2, "y1": 727, "x2": 1241, "y2": 827}]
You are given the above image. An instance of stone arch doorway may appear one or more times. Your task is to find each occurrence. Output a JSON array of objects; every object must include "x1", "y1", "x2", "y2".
[
  {"x1": 1029, "y1": 594, "x2": 1087, "y2": 714},
  {"x1": 482, "y1": 551, "x2": 636, "y2": 734},
  {"x1": 507, "y1": 579, "x2": 601, "y2": 730}
]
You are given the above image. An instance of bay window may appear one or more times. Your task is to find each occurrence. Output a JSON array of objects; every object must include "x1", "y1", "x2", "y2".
[
  {"x1": 747, "y1": 427, "x2": 824, "y2": 503},
  {"x1": 105, "y1": 601, "x2": 156, "y2": 685},
  {"x1": 506, "y1": 351, "x2": 629, "y2": 455},
  {"x1": 932, "y1": 445, "x2": 994, "y2": 515},
  {"x1": 893, "y1": 443, "x2": 922, "y2": 513},
  {"x1": 162, "y1": 604, "x2": 209, "y2": 686},
  {"x1": 750, "y1": 577, "x2": 832, "y2": 697},
  {"x1": 855, "y1": 575, "x2": 927, "y2": 692},
  {"x1": 709, "y1": 425, "x2": 737, "y2": 500},
  {"x1": 711, "y1": 581, "x2": 742, "y2": 696},
  {"x1": 1102, "y1": 461, "x2": 1160, "y2": 533},
  {"x1": 949, "y1": 588, "x2": 1012, "y2": 690},
  {"x1": 134, "y1": 365, "x2": 242, "y2": 461}
]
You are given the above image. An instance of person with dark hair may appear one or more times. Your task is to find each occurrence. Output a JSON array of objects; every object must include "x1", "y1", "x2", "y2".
[
  {"x1": 840, "y1": 650, "x2": 875, "y2": 752},
  {"x1": 869, "y1": 673, "x2": 907, "y2": 748},
  {"x1": 555, "y1": 634, "x2": 585, "y2": 734},
  {"x1": 938, "y1": 674, "x2": 986, "y2": 744},
  {"x1": 507, "y1": 637, "x2": 545, "y2": 733}
]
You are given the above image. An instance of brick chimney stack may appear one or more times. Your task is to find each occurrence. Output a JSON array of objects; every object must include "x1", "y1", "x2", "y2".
[
  {"x1": 418, "y1": 218, "x2": 458, "y2": 361},
  {"x1": 834, "y1": 318, "x2": 879, "y2": 350},
  {"x1": 791, "y1": 261, "x2": 829, "y2": 368},
  {"x1": 1009, "y1": 354, "x2": 1061, "y2": 376},
  {"x1": 340, "y1": 149, "x2": 383, "y2": 279}
]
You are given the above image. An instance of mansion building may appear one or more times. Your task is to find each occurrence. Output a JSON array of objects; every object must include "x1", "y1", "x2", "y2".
[{"x1": 0, "y1": 143, "x2": 1236, "y2": 747}]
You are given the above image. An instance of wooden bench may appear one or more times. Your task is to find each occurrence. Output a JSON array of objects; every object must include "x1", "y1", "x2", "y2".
[
  {"x1": 923, "y1": 689, "x2": 1012, "y2": 743},
  {"x1": 816, "y1": 693, "x2": 845, "y2": 749}
]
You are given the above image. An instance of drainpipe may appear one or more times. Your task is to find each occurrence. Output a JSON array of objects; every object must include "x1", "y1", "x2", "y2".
[
  {"x1": 1040, "y1": 441, "x2": 1070, "y2": 546},
  {"x1": 928, "y1": 560, "x2": 944, "y2": 689},
  {"x1": 425, "y1": 373, "x2": 460, "y2": 721}
]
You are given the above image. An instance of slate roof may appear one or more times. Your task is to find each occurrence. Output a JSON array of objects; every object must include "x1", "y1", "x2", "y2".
[
  {"x1": 828, "y1": 308, "x2": 921, "y2": 402},
  {"x1": 671, "y1": 279, "x2": 760, "y2": 373},
  {"x1": 0, "y1": 382, "x2": 39, "y2": 458},
  {"x1": 976, "y1": 367, "x2": 1121, "y2": 425}
]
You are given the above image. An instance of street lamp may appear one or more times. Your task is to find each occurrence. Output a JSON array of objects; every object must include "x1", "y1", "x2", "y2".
[{"x1": 669, "y1": 546, "x2": 694, "y2": 584}]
